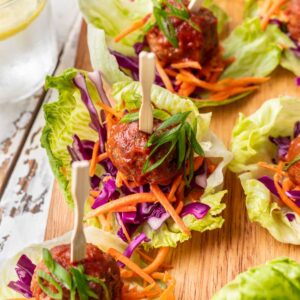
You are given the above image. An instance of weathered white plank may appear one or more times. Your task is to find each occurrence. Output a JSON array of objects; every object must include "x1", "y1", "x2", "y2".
[
  {"x1": 0, "y1": 16, "x2": 82, "y2": 262},
  {"x1": 0, "y1": 0, "x2": 79, "y2": 195}
]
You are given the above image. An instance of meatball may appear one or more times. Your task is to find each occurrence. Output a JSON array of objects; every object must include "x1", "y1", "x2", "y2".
[
  {"x1": 106, "y1": 120, "x2": 179, "y2": 185},
  {"x1": 287, "y1": 135, "x2": 300, "y2": 186},
  {"x1": 146, "y1": 1, "x2": 218, "y2": 65},
  {"x1": 31, "y1": 244, "x2": 122, "y2": 300},
  {"x1": 285, "y1": 0, "x2": 300, "y2": 41}
]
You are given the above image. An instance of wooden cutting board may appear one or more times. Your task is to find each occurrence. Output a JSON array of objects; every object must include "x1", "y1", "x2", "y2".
[{"x1": 45, "y1": 1, "x2": 300, "y2": 299}]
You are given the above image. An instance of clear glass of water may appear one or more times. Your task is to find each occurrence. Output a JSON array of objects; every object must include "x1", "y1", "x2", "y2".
[{"x1": 0, "y1": 0, "x2": 57, "y2": 103}]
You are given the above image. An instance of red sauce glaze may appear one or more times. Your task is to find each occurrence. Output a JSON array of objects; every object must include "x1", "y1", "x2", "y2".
[
  {"x1": 285, "y1": 0, "x2": 300, "y2": 41},
  {"x1": 30, "y1": 243, "x2": 122, "y2": 300},
  {"x1": 287, "y1": 135, "x2": 300, "y2": 186},
  {"x1": 106, "y1": 120, "x2": 180, "y2": 185},
  {"x1": 146, "y1": 1, "x2": 218, "y2": 65}
]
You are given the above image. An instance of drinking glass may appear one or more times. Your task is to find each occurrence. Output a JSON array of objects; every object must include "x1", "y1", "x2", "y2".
[{"x1": 0, "y1": 0, "x2": 57, "y2": 103}]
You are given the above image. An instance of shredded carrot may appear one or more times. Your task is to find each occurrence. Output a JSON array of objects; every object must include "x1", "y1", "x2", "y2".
[
  {"x1": 177, "y1": 71, "x2": 223, "y2": 92},
  {"x1": 274, "y1": 170, "x2": 300, "y2": 215},
  {"x1": 116, "y1": 171, "x2": 123, "y2": 188},
  {"x1": 143, "y1": 247, "x2": 169, "y2": 274},
  {"x1": 168, "y1": 174, "x2": 183, "y2": 201},
  {"x1": 258, "y1": 161, "x2": 287, "y2": 176},
  {"x1": 114, "y1": 13, "x2": 151, "y2": 42},
  {"x1": 96, "y1": 152, "x2": 108, "y2": 163},
  {"x1": 113, "y1": 206, "x2": 137, "y2": 213},
  {"x1": 98, "y1": 214, "x2": 109, "y2": 230},
  {"x1": 105, "y1": 212, "x2": 112, "y2": 231},
  {"x1": 89, "y1": 141, "x2": 99, "y2": 177},
  {"x1": 121, "y1": 269, "x2": 134, "y2": 279},
  {"x1": 85, "y1": 193, "x2": 157, "y2": 219},
  {"x1": 178, "y1": 82, "x2": 197, "y2": 97},
  {"x1": 119, "y1": 216, "x2": 131, "y2": 242},
  {"x1": 171, "y1": 61, "x2": 202, "y2": 70},
  {"x1": 175, "y1": 201, "x2": 184, "y2": 214},
  {"x1": 96, "y1": 101, "x2": 122, "y2": 119},
  {"x1": 151, "y1": 184, "x2": 191, "y2": 235},
  {"x1": 261, "y1": 0, "x2": 288, "y2": 30},
  {"x1": 176, "y1": 181, "x2": 185, "y2": 204},
  {"x1": 105, "y1": 112, "x2": 114, "y2": 138},
  {"x1": 159, "y1": 282, "x2": 176, "y2": 300},
  {"x1": 90, "y1": 190, "x2": 100, "y2": 197},
  {"x1": 283, "y1": 178, "x2": 295, "y2": 191},
  {"x1": 156, "y1": 60, "x2": 175, "y2": 92},
  {"x1": 259, "y1": 0, "x2": 272, "y2": 17},
  {"x1": 208, "y1": 86, "x2": 259, "y2": 102},
  {"x1": 207, "y1": 159, "x2": 217, "y2": 174},
  {"x1": 108, "y1": 248, "x2": 155, "y2": 284}
]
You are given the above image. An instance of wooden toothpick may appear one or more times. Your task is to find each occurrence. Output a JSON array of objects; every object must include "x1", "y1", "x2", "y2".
[
  {"x1": 71, "y1": 160, "x2": 90, "y2": 262},
  {"x1": 188, "y1": 0, "x2": 203, "y2": 13},
  {"x1": 139, "y1": 51, "x2": 155, "y2": 134}
]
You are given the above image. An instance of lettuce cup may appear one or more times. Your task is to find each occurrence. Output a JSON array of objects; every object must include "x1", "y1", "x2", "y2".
[
  {"x1": 0, "y1": 227, "x2": 176, "y2": 299},
  {"x1": 41, "y1": 68, "x2": 232, "y2": 250},
  {"x1": 230, "y1": 96, "x2": 300, "y2": 244},
  {"x1": 77, "y1": 0, "x2": 289, "y2": 108},
  {"x1": 213, "y1": 257, "x2": 300, "y2": 300}
]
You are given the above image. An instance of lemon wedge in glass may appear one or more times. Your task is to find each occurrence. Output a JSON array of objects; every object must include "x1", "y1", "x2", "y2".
[{"x1": 0, "y1": 0, "x2": 46, "y2": 40}]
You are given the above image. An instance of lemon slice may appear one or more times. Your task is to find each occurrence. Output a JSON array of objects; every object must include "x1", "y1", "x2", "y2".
[{"x1": 0, "y1": 0, "x2": 46, "y2": 41}]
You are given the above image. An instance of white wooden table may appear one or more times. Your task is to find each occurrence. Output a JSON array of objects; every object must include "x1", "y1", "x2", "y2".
[{"x1": 0, "y1": 0, "x2": 82, "y2": 262}]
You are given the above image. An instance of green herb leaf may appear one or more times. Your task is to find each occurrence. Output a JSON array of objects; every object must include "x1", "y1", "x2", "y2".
[
  {"x1": 37, "y1": 270, "x2": 63, "y2": 300},
  {"x1": 70, "y1": 266, "x2": 98, "y2": 300},
  {"x1": 146, "y1": 123, "x2": 182, "y2": 147},
  {"x1": 155, "y1": 111, "x2": 191, "y2": 132},
  {"x1": 165, "y1": 2, "x2": 189, "y2": 20},
  {"x1": 142, "y1": 111, "x2": 204, "y2": 177},
  {"x1": 284, "y1": 155, "x2": 300, "y2": 171},
  {"x1": 177, "y1": 126, "x2": 186, "y2": 169},
  {"x1": 43, "y1": 248, "x2": 73, "y2": 290},
  {"x1": 153, "y1": 6, "x2": 179, "y2": 48},
  {"x1": 143, "y1": 140, "x2": 177, "y2": 173},
  {"x1": 86, "y1": 275, "x2": 110, "y2": 300}
]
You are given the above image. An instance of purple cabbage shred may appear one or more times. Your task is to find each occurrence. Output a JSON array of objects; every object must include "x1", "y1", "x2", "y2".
[{"x1": 8, "y1": 255, "x2": 36, "y2": 298}]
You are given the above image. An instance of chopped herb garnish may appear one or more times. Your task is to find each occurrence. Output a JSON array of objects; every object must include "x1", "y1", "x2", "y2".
[
  {"x1": 284, "y1": 155, "x2": 300, "y2": 171},
  {"x1": 151, "y1": 0, "x2": 201, "y2": 47},
  {"x1": 143, "y1": 111, "x2": 204, "y2": 184},
  {"x1": 37, "y1": 270, "x2": 63, "y2": 300},
  {"x1": 43, "y1": 248, "x2": 73, "y2": 290}
]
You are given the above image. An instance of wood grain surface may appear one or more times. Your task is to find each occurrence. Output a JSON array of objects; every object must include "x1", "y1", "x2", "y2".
[{"x1": 46, "y1": 1, "x2": 300, "y2": 299}]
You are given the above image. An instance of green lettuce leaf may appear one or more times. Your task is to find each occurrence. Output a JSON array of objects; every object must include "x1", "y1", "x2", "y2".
[
  {"x1": 229, "y1": 96, "x2": 300, "y2": 173},
  {"x1": 220, "y1": 18, "x2": 283, "y2": 79},
  {"x1": 212, "y1": 257, "x2": 300, "y2": 300},
  {"x1": 41, "y1": 68, "x2": 98, "y2": 206},
  {"x1": 229, "y1": 96, "x2": 300, "y2": 244},
  {"x1": 240, "y1": 174, "x2": 300, "y2": 244},
  {"x1": 42, "y1": 67, "x2": 232, "y2": 248},
  {"x1": 243, "y1": 0, "x2": 300, "y2": 77},
  {"x1": 144, "y1": 191, "x2": 226, "y2": 248},
  {"x1": 0, "y1": 227, "x2": 127, "y2": 299}
]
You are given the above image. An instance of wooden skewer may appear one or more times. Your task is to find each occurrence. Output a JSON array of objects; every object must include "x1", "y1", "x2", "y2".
[
  {"x1": 139, "y1": 51, "x2": 155, "y2": 134},
  {"x1": 71, "y1": 160, "x2": 90, "y2": 262},
  {"x1": 188, "y1": 0, "x2": 203, "y2": 13}
]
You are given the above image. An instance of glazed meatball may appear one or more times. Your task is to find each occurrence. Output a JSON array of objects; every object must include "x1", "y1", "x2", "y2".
[
  {"x1": 146, "y1": 1, "x2": 218, "y2": 65},
  {"x1": 31, "y1": 244, "x2": 122, "y2": 300},
  {"x1": 287, "y1": 135, "x2": 300, "y2": 186},
  {"x1": 285, "y1": 0, "x2": 300, "y2": 41},
  {"x1": 106, "y1": 120, "x2": 179, "y2": 185}
]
